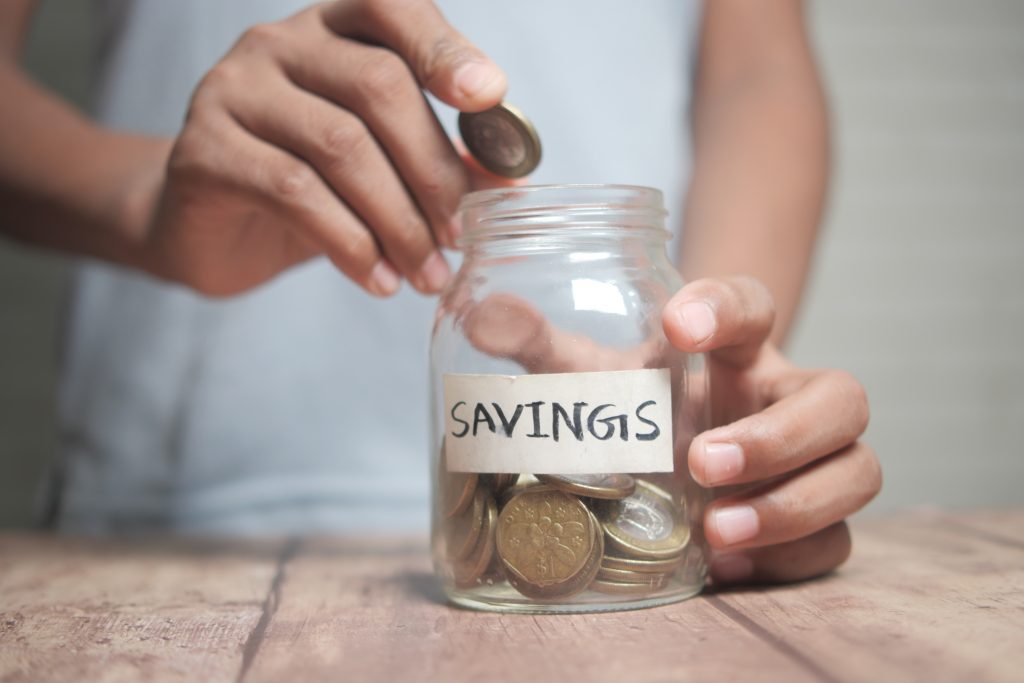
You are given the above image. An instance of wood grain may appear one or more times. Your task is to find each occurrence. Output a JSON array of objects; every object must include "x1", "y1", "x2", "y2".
[
  {"x1": 0, "y1": 535, "x2": 285, "y2": 683},
  {"x1": 1, "y1": 509, "x2": 1021, "y2": 683},
  {"x1": 241, "y1": 538, "x2": 815, "y2": 683},
  {"x1": 715, "y1": 509, "x2": 1024, "y2": 683}
]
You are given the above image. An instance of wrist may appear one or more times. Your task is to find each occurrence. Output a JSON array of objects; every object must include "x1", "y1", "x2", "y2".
[{"x1": 95, "y1": 131, "x2": 173, "y2": 273}]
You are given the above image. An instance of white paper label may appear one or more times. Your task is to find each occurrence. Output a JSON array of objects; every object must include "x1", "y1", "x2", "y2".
[{"x1": 443, "y1": 369, "x2": 674, "y2": 474}]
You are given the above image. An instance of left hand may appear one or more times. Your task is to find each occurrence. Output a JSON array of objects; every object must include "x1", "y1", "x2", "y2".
[
  {"x1": 459, "y1": 275, "x2": 880, "y2": 586},
  {"x1": 663, "y1": 275, "x2": 881, "y2": 585}
]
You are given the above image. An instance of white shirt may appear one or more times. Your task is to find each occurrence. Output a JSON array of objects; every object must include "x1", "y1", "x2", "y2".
[{"x1": 55, "y1": 0, "x2": 701, "y2": 534}]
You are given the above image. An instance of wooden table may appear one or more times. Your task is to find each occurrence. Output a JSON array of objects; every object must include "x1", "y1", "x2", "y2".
[{"x1": 1, "y1": 508, "x2": 1021, "y2": 682}]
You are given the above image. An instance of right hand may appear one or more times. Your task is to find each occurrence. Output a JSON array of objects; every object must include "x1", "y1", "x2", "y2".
[{"x1": 141, "y1": 0, "x2": 509, "y2": 297}]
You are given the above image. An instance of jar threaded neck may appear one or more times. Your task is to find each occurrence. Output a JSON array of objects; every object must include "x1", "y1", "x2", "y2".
[{"x1": 457, "y1": 184, "x2": 670, "y2": 246}]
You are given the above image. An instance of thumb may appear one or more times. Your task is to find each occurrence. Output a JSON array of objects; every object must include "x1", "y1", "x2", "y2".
[
  {"x1": 662, "y1": 276, "x2": 776, "y2": 368},
  {"x1": 323, "y1": 0, "x2": 506, "y2": 111}
]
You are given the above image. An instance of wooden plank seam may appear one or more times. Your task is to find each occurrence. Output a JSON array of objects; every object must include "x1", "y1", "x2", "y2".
[
  {"x1": 235, "y1": 537, "x2": 301, "y2": 683},
  {"x1": 706, "y1": 595, "x2": 845, "y2": 683}
]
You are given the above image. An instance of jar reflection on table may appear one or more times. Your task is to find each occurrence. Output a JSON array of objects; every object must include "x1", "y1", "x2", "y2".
[{"x1": 430, "y1": 185, "x2": 710, "y2": 613}]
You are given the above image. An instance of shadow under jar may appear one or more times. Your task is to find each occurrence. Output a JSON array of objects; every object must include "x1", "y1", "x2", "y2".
[{"x1": 430, "y1": 184, "x2": 710, "y2": 613}]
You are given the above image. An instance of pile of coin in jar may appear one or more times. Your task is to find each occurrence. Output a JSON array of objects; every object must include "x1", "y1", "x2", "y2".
[{"x1": 440, "y1": 450, "x2": 691, "y2": 600}]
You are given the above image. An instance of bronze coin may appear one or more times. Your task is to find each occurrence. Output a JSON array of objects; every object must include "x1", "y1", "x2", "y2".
[
  {"x1": 440, "y1": 441, "x2": 478, "y2": 519},
  {"x1": 497, "y1": 487, "x2": 596, "y2": 594},
  {"x1": 454, "y1": 494, "x2": 499, "y2": 589},
  {"x1": 507, "y1": 510, "x2": 604, "y2": 600},
  {"x1": 536, "y1": 473, "x2": 636, "y2": 500},
  {"x1": 458, "y1": 102, "x2": 541, "y2": 178},
  {"x1": 487, "y1": 472, "x2": 521, "y2": 496},
  {"x1": 446, "y1": 488, "x2": 486, "y2": 561}
]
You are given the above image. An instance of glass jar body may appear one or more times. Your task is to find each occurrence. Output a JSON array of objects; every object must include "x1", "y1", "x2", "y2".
[{"x1": 430, "y1": 185, "x2": 709, "y2": 613}]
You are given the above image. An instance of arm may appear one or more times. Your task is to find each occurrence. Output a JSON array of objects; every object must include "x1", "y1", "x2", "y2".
[
  {"x1": 679, "y1": 0, "x2": 828, "y2": 346},
  {"x1": 0, "y1": 0, "x2": 170, "y2": 271},
  {"x1": 1, "y1": 0, "x2": 511, "y2": 297}
]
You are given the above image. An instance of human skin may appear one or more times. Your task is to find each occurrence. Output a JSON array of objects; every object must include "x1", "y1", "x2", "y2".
[{"x1": 0, "y1": 0, "x2": 878, "y2": 585}]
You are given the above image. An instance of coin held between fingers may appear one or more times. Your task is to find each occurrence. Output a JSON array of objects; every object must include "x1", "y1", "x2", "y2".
[{"x1": 458, "y1": 102, "x2": 541, "y2": 178}]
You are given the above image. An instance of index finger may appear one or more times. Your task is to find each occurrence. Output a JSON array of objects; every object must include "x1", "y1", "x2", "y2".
[
  {"x1": 322, "y1": 0, "x2": 507, "y2": 110},
  {"x1": 661, "y1": 276, "x2": 776, "y2": 368}
]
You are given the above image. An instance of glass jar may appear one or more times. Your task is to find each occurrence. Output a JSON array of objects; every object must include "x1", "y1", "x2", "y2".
[{"x1": 430, "y1": 184, "x2": 709, "y2": 613}]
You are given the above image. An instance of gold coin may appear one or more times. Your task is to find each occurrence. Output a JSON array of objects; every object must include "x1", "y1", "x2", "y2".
[
  {"x1": 596, "y1": 565, "x2": 671, "y2": 586},
  {"x1": 440, "y1": 441, "x2": 478, "y2": 519},
  {"x1": 458, "y1": 102, "x2": 541, "y2": 178},
  {"x1": 496, "y1": 487, "x2": 595, "y2": 593},
  {"x1": 446, "y1": 488, "x2": 486, "y2": 561},
  {"x1": 454, "y1": 494, "x2": 499, "y2": 588},
  {"x1": 507, "y1": 509, "x2": 604, "y2": 600},
  {"x1": 590, "y1": 575, "x2": 668, "y2": 596},
  {"x1": 602, "y1": 480, "x2": 690, "y2": 560},
  {"x1": 536, "y1": 473, "x2": 636, "y2": 500},
  {"x1": 496, "y1": 474, "x2": 541, "y2": 508},
  {"x1": 601, "y1": 552, "x2": 682, "y2": 574}
]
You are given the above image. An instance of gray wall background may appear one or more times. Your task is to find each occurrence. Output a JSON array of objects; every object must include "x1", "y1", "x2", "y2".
[{"x1": 1, "y1": 1, "x2": 1022, "y2": 527}]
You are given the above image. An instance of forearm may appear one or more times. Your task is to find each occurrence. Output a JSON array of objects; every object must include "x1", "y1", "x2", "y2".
[
  {"x1": 679, "y1": 2, "x2": 829, "y2": 346},
  {"x1": 0, "y1": 60, "x2": 171, "y2": 270}
]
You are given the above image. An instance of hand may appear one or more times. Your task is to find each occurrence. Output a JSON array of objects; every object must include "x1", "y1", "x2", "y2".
[
  {"x1": 663, "y1": 276, "x2": 881, "y2": 585},
  {"x1": 459, "y1": 276, "x2": 880, "y2": 586},
  {"x1": 141, "y1": 0, "x2": 511, "y2": 297}
]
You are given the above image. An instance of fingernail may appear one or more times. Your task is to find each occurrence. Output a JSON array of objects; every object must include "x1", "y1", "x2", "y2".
[
  {"x1": 703, "y1": 442, "x2": 744, "y2": 485},
  {"x1": 711, "y1": 505, "x2": 760, "y2": 546},
  {"x1": 369, "y1": 261, "x2": 401, "y2": 297},
  {"x1": 416, "y1": 251, "x2": 451, "y2": 293},
  {"x1": 678, "y1": 301, "x2": 717, "y2": 346},
  {"x1": 453, "y1": 61, "x2": 504, "y2": 99},
  {"x1": 711, "y1": 553, "x2": 754, "y2": 584}
]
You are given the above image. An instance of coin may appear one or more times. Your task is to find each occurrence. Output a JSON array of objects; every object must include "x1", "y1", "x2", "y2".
[
  {"x1": 496, "y1": 474, "x2": 541, "y2": 508},
  {"x1": 590, "y1": 574, "x2": 669, "y2": 596},
  {"x1": 536, "y1": 473, "x2": 637, "y2": 500},
  {"x1": 458, "y1": 102, "x2": 541, "y2": 178},
  {"x1": 596, "y1": 565, "x2": 670, "y2": 586},
  {"x1": 446, "y1": 488, "x2": 487, "y2": 561},
  {"x1": 601, "y1": 552, "x2": 682, "y2": 574},
  {"x1": 440, "y1": 441, "x2": 478, "y2": 519},
  {"x1": 507, "y1": 509, "x2": 604, "y2": 600},
  {"x1": 496, "y1": 487, "x2": 596, "y2": 595},
  {"x1": 602, "y1": 480, "x2": 690, "y2": 560},
  {"x1": 487, "y1": 472, "x2": 520, "y2": 496},
  {"x1": 454, "y1": 494, "x2": 499, "y2": 588}
]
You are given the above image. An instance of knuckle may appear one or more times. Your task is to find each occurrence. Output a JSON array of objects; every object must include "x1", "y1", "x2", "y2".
[
  {"x1": 361, "y1": 0, "x2": 418, "y2": 26},
  {"x1": 341, "y1": 229, "x2": 378, "y2": 267},
  {"x1": 389, "y1": 215, "x2": 434, "y2": 263},
  {"x1": 168, "y1": 127, "x2": 219, "y2": 186},
  {"x1": 320, "y1": 115, "x2": 370, "y2": 165},
  {"x1": 357, "y1": 49, "x2": 413, "y2": 103},
  {"x1": 424, "y1": 157, "x2": 466, "y2": 202},
  {"x1": 198, "y1": 61, "x2": 240, "y2": 93},
  {"x1": 416, "y1": 169, "x2": 452, "y2": 208},
  {"x1": 419, "y1": 36, "x2": 469, "y2": 88},
  {"x1": 267, "y1": 161, "x2": 317, "y2": 202},
  {"x1": 747, "y1": 420, "x2": 790, "y2": 468},
  {"x1": 730, "y1": 275, "x2": 775, "y2": 328},
  {"x1": 240, "y1": 22, "x2": 286, "y2": 52}
]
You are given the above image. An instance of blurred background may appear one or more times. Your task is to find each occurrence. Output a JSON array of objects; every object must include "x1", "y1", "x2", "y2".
[{"x1": 1, "y1": 1, "x2": 1022, "y2": 527}]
